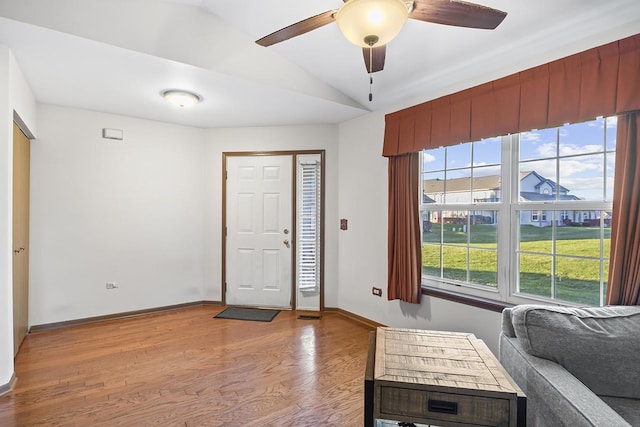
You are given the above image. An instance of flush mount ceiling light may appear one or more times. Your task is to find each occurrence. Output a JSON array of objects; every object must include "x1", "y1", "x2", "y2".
[
  {"x1": 335, "y1": 0, "x2": 409, "y2": 48},
  {"x1": 162, "y1": 89, "x2": 201, "y2": 108}
]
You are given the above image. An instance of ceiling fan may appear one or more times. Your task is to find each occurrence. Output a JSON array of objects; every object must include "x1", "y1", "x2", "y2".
[{"x1": 256, "y1": 0, "x2": 507, "y2": 76}]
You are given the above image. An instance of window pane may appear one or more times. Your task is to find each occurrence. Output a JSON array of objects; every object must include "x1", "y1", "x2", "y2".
[
  {"x1": 519, "y1": 160, "x2": 557, "y2": 202},
  {"x1": 555, "y1": 257, "x2": 601, "y2": 305},
  {"x1": 520, "y1": 128, "x2": 558, "y2": 161},
  {"x1": 469, "y1": 220, "x2": 497, "y2": 247},
  {"x1": 423, "y1": 171, "x2": 444, "y2": 204},
  {"x1": 472, "y1": 166, "x2": 501, "y2": 203},
  {"x1": 422, "y1": 243, "x2": 441, "y2": 277},
  {"x1": 442, "y1": 210, "x2": 468, "y2": 246},
  {"x1": 443, "y1": 246, "x2": 467, "y2": 282},
  {"x1": 422, "y1": 210, "x2": 439, "y2": 243},
  {"x1": 469, "y1": 249, "x2": 497, "y2": 287},
  {"x1": 559, "y1": 154, "x2": 604, "y2": 202},
  {"x1": 423, "y1": 147, "x2": 445, "y2": 171},
  {"x1": 559, "y1": 119, "x2": 605, "y2": 155},
  {"x1": 473, "y1": 137, "x2": 501, "y2": 166},
  {"x1": 555, "y1": 225, "x2": 607, "y2": 257},
  {"x1": 444, "y1": 169, "x2": 471, "y2": 204},
  {"x1": 519, "y1": 253, "x2": 552, "y2": 298},
  {"x1": 519, "y1": 218, "x2": 552, "y2": 253},
  {"x1": 446, "y1": 143, "x2": 470, "y2": 169}
]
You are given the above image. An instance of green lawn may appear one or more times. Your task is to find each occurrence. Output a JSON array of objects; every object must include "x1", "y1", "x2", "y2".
[{"x1": 422, "y1": 223, "x2": 609, "y2": 305}]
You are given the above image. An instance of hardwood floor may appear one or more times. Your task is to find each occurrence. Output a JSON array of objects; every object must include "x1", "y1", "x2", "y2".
[{"x1": 0, "y1": 306, "x2": 374, "y2": 426}]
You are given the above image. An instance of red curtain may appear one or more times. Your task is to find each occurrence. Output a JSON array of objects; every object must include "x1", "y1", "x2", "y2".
[
  {"x1": 607, "y1": 112, "x2": 640, "y2": 305},
  {"x1": 387, "y1": 153, "x2": 421, "y2": 304},
  {"x1": 383, "y1": 33, "x2": 640, "y2": 156}
]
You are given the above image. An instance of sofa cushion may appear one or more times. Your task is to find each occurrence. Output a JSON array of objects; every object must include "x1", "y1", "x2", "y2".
[{"x1": 510, "y1": 305, "x2": 640, "y2": 399}]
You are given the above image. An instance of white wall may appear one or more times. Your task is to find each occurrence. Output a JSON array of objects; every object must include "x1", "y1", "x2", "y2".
[
  {"x1": 9, "y1": 52, "x2": 37, "y2": 138},
  {"x1": 202, "y1": 126, "x2": 339, "y2": 308},
  {"x1": 29, "y1": 105, "x2": 207, "y2": 325},
  {"x1": 337, "y1": 112, "x2": 503, "y2": 353},
  {"x1": 0, "y1": 44, "x2": 13, "y2": 390},
  {"x1": 0, "y1": 46, "x2": 38, "y2": 388}
]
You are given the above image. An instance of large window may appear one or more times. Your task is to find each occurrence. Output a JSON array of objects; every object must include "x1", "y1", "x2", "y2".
[{"x1": 421, "y1": 117, "x2": 615, "y2": 306}]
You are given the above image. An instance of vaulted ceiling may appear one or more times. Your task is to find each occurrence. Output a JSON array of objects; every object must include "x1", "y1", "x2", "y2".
[{"x1": 1, "y1": 0, "x2": 639, "y2": 128}]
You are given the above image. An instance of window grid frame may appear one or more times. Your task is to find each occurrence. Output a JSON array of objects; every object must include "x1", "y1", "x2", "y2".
[{"x1": 420, "y1": 118, "x2": 614, "y2": 307}]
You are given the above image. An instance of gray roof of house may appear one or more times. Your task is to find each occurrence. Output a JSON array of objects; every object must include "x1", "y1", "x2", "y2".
[
  {"x1": 423, "y1": 171, "x2": 573, "y2": 196},
  {"x1": 524, "y1": 171, "x2": 570, "y2": 193},
  {"x1": 520, "y1": 192, "x2": 581, "y2": 201}
]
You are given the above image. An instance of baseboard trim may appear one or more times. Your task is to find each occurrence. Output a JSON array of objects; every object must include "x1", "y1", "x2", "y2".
[
  {"x1": 202, "y1": 300, "x2": 224, "y2": 306},
  {"x1": 0, "y1": 373, "x2": 16, "y2": 397},
  {"x1": 30, "y1": 300, "x2": 223, "y2": 332},
  {"x1": 324, "y1": 307, "x2": 386, "y2": 329},
  {"x1": 28, "y1": 301, "x2": 380, "y2": 333}
]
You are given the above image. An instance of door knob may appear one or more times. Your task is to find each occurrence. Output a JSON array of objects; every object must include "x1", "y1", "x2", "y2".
[{"x1": 283, "y1": 239, "x2": 290, "y2": 248}]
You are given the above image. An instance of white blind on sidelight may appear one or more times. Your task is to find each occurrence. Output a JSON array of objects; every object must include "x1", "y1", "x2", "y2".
[{"x1": 297, "y1": 159, "x2": 320, "y2": 292}]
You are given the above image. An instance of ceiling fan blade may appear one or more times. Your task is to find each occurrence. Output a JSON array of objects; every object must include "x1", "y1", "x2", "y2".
[
  {"x1": 363, "y1": 45, "x2": 386, "y2": 73},
  {"x1": 256, "y1": 10, "x2": 336, "y2": 47},
  {"x1": 410, "y1": 0, "x2": 507, "y2": 30}
]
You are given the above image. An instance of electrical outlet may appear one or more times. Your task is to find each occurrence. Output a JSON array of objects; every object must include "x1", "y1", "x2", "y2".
[
  {"x1": 106, "y1": 282, "x2": 118, "y2": 290},
  {"x1": 372, "y1": 287, "x2": 382, "y2": 297}
]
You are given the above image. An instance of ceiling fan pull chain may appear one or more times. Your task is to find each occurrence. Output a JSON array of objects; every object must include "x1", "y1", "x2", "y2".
[{"x1": 368, "y1": 46, "x2": 374, "y2": 102}]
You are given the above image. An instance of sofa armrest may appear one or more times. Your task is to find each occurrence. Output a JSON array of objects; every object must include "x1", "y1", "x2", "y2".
[{"x1": 499, "y1": 333, "x2": 631, "y2": 427}]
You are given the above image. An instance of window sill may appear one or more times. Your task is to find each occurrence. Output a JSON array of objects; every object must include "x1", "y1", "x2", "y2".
[{"x1": 421, "y1": 286, "x2": 513, "y2": 313}]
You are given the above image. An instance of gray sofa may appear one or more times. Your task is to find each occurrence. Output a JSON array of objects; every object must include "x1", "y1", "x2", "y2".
[{"x1": 499, "y1": 305, "x2": 640, "y2": 426}]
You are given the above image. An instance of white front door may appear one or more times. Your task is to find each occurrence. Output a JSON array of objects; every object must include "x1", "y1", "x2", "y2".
[{"x1": 226, "y1": 155, "x2": 292, "y2": 308}]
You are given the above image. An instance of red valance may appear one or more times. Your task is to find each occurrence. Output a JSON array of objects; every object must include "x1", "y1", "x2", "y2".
[{"x1": 383, "y1": 33, "x2": 640, "y2": 157}]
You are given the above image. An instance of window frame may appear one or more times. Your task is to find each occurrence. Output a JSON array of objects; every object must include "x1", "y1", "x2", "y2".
[{"x1": 420, "y1": 121, "x2": 614, "y2": 307}]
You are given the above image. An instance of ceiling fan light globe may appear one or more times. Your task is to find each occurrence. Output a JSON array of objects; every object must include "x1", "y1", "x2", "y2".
[{"x1": 336, "y1": 0, "x2": 409, "y2": 48}]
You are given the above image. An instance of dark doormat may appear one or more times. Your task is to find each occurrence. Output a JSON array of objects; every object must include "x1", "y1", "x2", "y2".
[{"x1": 213, "y1": 306, "x2": 280, "y2": 322}]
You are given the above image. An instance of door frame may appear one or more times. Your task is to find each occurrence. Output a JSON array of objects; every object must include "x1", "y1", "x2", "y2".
[{"x1": 222, "y1": 150, "x2": 325, "y2": 311}]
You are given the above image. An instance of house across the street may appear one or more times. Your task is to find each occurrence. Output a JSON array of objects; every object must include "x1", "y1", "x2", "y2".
[{"x1": 423, "y1": 171, "x2": 610, "y2": 228}]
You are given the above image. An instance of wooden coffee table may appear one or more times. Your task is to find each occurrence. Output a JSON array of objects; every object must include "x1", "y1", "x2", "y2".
[{"x1": 365, "y1": 327, "x2": 525, "y2": 427}]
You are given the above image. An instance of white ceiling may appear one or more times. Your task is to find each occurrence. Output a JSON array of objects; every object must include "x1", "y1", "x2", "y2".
[{"x1": 0, "y1": 0, "x2": 639, "y2": 128}]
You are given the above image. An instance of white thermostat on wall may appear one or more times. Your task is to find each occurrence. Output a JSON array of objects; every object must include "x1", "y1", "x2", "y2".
[{"x1": 102, "y1": 128, "x2": 123, "y2": 140}]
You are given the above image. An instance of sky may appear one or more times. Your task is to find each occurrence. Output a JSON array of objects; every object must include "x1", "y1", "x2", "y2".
[{"x1": 422, "y1": 116, "x2": 617, "y2": 202}]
